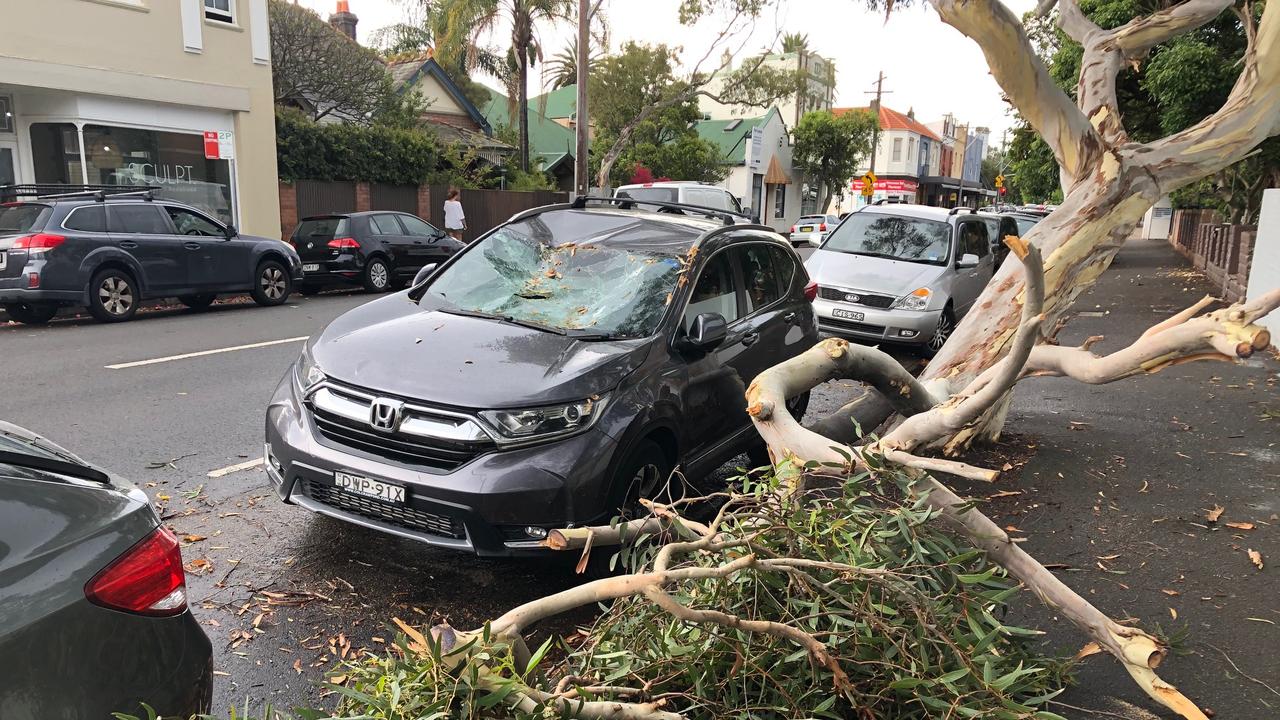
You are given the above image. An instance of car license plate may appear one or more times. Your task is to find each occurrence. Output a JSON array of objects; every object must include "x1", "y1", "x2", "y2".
[
  {"x1": 832, "y1": 308, "x2": 865, "y2": 321},
  {"x1": 0, "y1": 251, "x2": 6, "y2": 270},
  {"x1": 334, "y1": 471, "x2": 405, "y2": 503},
  {"x1": 799, "y1": 226, "x2": 813, "y2": 232},
  {"x1": 302, "y1": 263, "x2": 320, "y2": 272}
]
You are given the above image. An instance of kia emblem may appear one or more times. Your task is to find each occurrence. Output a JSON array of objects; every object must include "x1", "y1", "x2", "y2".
[
  {"x1": 369, "y1": 397, "x2": 405, "y2": 432},
  {"x1": 845, "y1": 293, "x2": 861, "y2": 303},
  {"x1": 306, "y1": 242, "x2": 314, "y2": 249}
]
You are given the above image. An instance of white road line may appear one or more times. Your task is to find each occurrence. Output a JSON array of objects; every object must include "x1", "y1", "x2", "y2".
[
  {"x1": 105, "y1": 336, "x2": 309, "y2": 369},
  {"x1": 207, "y1": 457, "x2": 266, "y2": 478}
]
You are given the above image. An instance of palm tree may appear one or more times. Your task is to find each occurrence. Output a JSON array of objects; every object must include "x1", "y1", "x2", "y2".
[
  {"x1": 781, "y1": 32, "x2": 809, "y2": 54},
  {"x1": 542, "y1": 35, "x2": 605, "y2": 90},
  {"x1": 435, "y1": 0, "x2": 573, "y2": 172}
]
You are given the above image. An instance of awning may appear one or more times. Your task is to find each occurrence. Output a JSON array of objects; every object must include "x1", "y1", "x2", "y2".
[{"x1": 763, "y1": 155, "x2": 791, "y2": 185}]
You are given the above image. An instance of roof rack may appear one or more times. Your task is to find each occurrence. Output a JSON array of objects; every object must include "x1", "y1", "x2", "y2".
[
  {"x1": 0, "y1": 184, "x2": 161, "y2": 203},
  {"x1": 568, "y1": 195, "x2": 747, "y2": 226},
  {"x1": 948, "y1": 206, "x2": 978, "y2": 215}
]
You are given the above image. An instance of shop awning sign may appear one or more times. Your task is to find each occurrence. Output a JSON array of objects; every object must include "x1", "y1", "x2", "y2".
[
  {"x1": 203, "y1": 131, "x2": 235, "y2": 160},
  {"x1": 851, "y1": 178, "x2": 918, "y2": 194}
]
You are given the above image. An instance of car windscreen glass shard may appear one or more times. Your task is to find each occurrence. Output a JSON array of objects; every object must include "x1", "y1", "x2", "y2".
[
  {"x1": 425, "y1": 225, "x2": 683, "y2": 338},
  {"x1": 824, "y1": 214, "x2": 952, "y2": 265}
]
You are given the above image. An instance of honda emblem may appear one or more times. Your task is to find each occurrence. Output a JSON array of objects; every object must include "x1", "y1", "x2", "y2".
[{"x1": 369, "y1": 398, "x2": 404, "y2": 432}]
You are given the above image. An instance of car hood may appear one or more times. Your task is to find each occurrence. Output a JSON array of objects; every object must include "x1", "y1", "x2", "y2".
[
  {"x1": 805, "y1": 249, "x2": 946, "y2": 296},
  {"x1": 311, "y1": 293, "x2": 653, "y2": 409}
]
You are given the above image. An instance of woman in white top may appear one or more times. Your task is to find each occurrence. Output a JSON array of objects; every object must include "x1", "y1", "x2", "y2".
[{"x1": 443, "y1": 187, "x2": 466, "y2": 241}]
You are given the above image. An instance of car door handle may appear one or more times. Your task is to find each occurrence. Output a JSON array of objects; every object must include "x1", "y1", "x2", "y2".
[
  {"x1": 183, "y1": 242, "x2": 202, "y2": 250},
  {"x1": 118, "y1": 241, "x2": 138, "y2": 249},
  {"x1": 782, "y1": 311, "x2": 797, "y2": 324},
  {"x1": 741, "y1": 332, "x2": 759, "y2": 347}
]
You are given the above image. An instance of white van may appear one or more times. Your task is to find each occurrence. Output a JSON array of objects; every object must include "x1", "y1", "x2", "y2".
[{"x1": 613, "y1": 181, "x2": 748, "y2": 217}]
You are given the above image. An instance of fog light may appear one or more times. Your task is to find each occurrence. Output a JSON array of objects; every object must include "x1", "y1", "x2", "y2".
[
  {"x1": 264, "y1": 443, "x2": 284, "y2": 484},
  {"x1": 27, "y1": 272, "x2": 40, "y2": 289},
  {"x1": 524, "y1": 526, "x2": 548, "y2": 539},
  {"x1": 898, "y1": 329, "x2": 918, "y2": 338}
]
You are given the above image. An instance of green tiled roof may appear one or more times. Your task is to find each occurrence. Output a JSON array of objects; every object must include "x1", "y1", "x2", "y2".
[
  {"x1": 480, "y1": 91, "x2": 576, "y2": 170},
  {"x1": 694, "y1": 109, "x2": 776, "y2": 165},
  {"x1": 529, "y1": 85, "x2": 578, "y2": 120}
]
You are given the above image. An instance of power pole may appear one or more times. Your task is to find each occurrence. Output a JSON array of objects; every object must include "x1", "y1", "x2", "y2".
[
  {"x1": 864, "y1": 71, "x2": 891, "y2": 173},
  {"x1": 955, "y1": 123, "x2": 968, "y2": 208},
  {"x1": 573, "y1": 0, "x2": 591, "y2": 198}
]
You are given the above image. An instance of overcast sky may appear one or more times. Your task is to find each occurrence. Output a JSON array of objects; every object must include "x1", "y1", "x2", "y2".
[{"x1": 297, "y1": 0, "x2": 1037, "y2": 143}]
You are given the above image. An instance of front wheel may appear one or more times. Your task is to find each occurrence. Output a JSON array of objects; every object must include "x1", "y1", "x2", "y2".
[
  {"x1": 362, "y1": 257, "x2": 392, "y2": 293},
  {"x1": 921, "y1": 308, "x2": 955, "y2": 358},
  {"x1": 88, "y1": 268, "x2": 140, "y2": 323},
  {"x1": 251, "y1": 260, "x2": 292, "y2": 306},
  {"x1": 613, "y1": 439, "x2": 675, "y2": 519},
  {"x1": 3, "y1": 302, "x2": 58, "y2": 325},
  {"x1": 179, "y1": 293, "x2": 216, "y2": 311}
]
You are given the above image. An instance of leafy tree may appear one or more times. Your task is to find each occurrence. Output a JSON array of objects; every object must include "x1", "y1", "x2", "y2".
[
  {"x1": 780, "y1": 31, "x2": 809, "y2": 52},
  {"x1": 268, "y1": 0, "x2": 416, "y2": 126},
  {"x1": 274, "y1": 108, "x2": 441, "y2": 184},
  {"x1": 1008, "y1": 121, "x2": 1062, "y2": 203},
  {"x1": 541, "y1": 35, "x2": 605, "y2": 90},
  {"x1": 791, "y1": 109, "x2": 877, "y2": 211}
]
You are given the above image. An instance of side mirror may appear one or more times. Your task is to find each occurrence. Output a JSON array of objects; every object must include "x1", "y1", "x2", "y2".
[
  {"x1": 741, "y1": 206, "x2": 755, "y2": 221},
  {"x1": 412, "y1": 263, "x2": 438, "y2": 287},
  {"x1": 957, "y1": 253, "x2": 980, "y2": 269},
  {"x1": 682, "y1": 312, "x2": 728, "y2": 352},
  {"x1": 224, "y1": 224, "x2": 238, "y2": 239}
]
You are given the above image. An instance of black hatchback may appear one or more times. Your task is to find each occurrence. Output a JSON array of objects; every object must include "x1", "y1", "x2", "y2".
[
  {"x1": 0, "y1": 189, "x2": 303, "y2": 324},
  {"x1": 265, "y1": 198, "x2": 818, "y2": 556},
  {"x1": 291, "y1": 211, "x2": 463, "y2": 294}
]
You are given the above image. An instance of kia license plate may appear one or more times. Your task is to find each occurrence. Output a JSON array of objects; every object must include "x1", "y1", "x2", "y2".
[
  {"x1": 799, "y1": 226, "x2": 814, "y2": 232},
  {"x1": 832, "y1": 308, "x2": 865, "y2": 321},
  {"x1": 335, "y1": 471, "x2": 405, "y2": 503},
  {"x1": 302, "y1": 263, "x2": 320, "y2": 272}
]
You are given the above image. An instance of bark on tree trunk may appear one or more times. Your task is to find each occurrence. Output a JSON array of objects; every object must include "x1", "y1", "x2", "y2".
[{"x1": 518, "y1": 50, "x2": 531, "y2": 173}]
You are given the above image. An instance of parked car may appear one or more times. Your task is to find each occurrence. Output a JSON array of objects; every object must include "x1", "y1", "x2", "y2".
[
  {"x1": 0, "y1": 189, "x2": 302, "y2": 324},
  {"x1": 1004, "y1": 212, "x2": 1042, "y2": 238},
  {"x1": 291, "y1": 211, "x2": 463, "y2": 295},
  {"x1": 264, "y1": 198, "x2": 816, "y2": 556},
  {"x1": 977, "y1": 212, "x2": 1021, "y2": 266},
  {"x1": 789, "y1": 214, "x2": 841, "y2": 247},
  {"x1": 804, "y1": 204, "x2": 997, "y2": 356},
  {"x1": 613, "y1": 181, "x2": 749, "y2": 218},
  {"x1": 0, "y1": 421, "x2": 213, "y2": 717}
]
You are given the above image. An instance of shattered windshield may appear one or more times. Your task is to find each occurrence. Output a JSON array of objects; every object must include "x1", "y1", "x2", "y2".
[{"x1": 423, "y1": 222, "x2": 684, "y2": 339}]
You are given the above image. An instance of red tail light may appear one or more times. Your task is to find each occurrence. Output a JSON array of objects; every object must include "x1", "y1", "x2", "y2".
[
  {"x1": 790, "y1": 225, "x2": 797, "y2": 233},
  {"x1": 327, "y1": 237, "x2": 359, "y2": 249},
  {"x1": 803, "y1": 281, "x2": 818, "y2": 302},
  {"x1": 85, "y1": 526, "x2": 188, "y2": 617},
  {"x1": 820, "y1": 223, "x2": 827, "y2": 232},
  {"x1": 12, "y1": 233, "x2": 66, "y2": 251}
]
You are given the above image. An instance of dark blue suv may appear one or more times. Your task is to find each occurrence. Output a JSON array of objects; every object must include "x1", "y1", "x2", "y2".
[{"x1": 0, "y1": 188, "x2": 303, "y2": 324}]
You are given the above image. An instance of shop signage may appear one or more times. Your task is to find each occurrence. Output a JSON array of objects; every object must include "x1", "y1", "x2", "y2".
[
  {"x1": 203, "y1": 130, "x2": 235, "y2": 160},
  {"x1": 851, "y1": 178, "x2": 919, "y2": 193},
  {"x1": 748, "y1": 126, "x2": 764, "y2": 170}
]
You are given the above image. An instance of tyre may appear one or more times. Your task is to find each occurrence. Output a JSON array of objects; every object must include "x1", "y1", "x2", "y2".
[
  {"x1": 3, "y1": 302, "x2": 58, "y2": 325},
  {"x1": 921, "y1": 307, "x2": 955, "y2": 358},
  {"x1": 361, "y1": 256, "x2": 392, "y2": 293},
  {"x1": 251, "y1": 259, "x2": 292, "y2": 306},
  {"x1": 87, "y1": 268, "x2": 140, "y2": 323},
  {"x1": 298, "y1": 283, "x2": 324, "y2": 296},
  {"x1": 613, "y1": 439, "x2": 675, "y2": 519},
  {"x1": 179, "y1": 293, "x2": 216, "y2": 311}
]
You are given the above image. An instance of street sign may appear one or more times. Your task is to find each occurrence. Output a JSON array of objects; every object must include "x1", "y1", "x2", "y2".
[
  {"x1": 203, "y1": 130, "x2": 235, "y2": 160},
  {"x1": 995, "y1": 174, "x2": 1005, "y2": 189},
  {"x1": 860, "y1": 171, "x2": 877, "y2": 198}
]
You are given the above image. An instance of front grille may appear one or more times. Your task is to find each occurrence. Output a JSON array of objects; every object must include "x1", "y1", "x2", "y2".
[
  {"x1": 310, "y1": 409, "x2": 485, "y2": 470},
  {"x1": 821, "y1": 317, "x2": 886, "y2": 336},
  {"x1": 301, "y1": 479, "x2": 466, "y2": 539},
  {"x1": 817, "y1": 287, "x2": 895, "y2": 308}
]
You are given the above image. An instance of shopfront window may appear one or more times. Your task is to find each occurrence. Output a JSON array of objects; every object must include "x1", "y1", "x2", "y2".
[{"x1": 31, "y1": 123, "x2": 235, "y2": 224}]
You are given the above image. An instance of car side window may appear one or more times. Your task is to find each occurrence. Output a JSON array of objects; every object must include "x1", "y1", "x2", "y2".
[
  {"x1": 685, "y1": 251, "x2": 740, "y2": 328},
  {"x1": 769, "y1": 246, "x2": 797, "y2": 296},
  {"x1": 371, "y1": 214, "x2": 404, "y2": 235},
  {"x1": 957, "y1": 221, "x2": 989, "y2": 259},
  {"x1": 398, "y1": 214, "x2": 441, "y2": 237},
  {"x1": 165, "y1": 207, "x2": 222, "y2": 236},
  {"x1": 108, "y1": 205, "x2": 171, "y2": 235},
  {"x1": 738, "y1": 245, "x2": 784, "y2": 314},
  {"x1": 63, "y1": 205, "x2": 107, "y2": 232}
]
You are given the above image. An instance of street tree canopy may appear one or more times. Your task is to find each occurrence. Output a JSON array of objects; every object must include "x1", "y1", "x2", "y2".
[{"x1": 791, "y1": 109, "x2": 877, "y2": 211}]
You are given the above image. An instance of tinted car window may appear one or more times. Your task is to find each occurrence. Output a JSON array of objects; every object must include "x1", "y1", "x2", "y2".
[
  {"x1": 294, "y1": 217, "x2": 348, "y2": 241},
  {"x1": 1013, "y1": 216, "x2": 1038, "y2": 236},
  {"x1": 63, "y1": 205, "x2": 107, "y2": 232},
  {"x1": 686, "y1": 251, "x2": 740, "y2": 327},
  {"x1": 165, "y1": 207, "x2": 222, "y2": 236},
  {"x1": 616, "y1": 187, "x2": 679, "y2": 205},
  {"x1": 399, "y1": 215, "x2": 440, "y2": 237},
  {"x1": 0, "y1": 203, "x2": 51, "y2": 233},
  {"x1": 739, "y1": 245, "x2": 784, "y2": 313},
  {"x1": 824, "y1": 213, "x2": 952, "y2": 265},
  {"x1": 687, "y1": 188, "x2": 732, "y2": 211},
  {"x1": 958, "y1": 221, "x2": 990, "y2": 258},
  {"x1": 109, "y1": 205, "x2": 170, "y2": 234},
  {"x1": 371, "y1": 214, "x2": 403, "y2": 235}
]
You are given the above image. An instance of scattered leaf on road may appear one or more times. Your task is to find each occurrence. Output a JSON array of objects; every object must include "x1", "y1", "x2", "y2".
[
  {"x1": 293, "y1": 659, "x2": 303, "y2": 674},
  {"x1": 1247, "y1": 548, "x2": 1264, "y2": 570},
  {"x1": 1169, "y1": 607, "x2": 1178, "y2": 620},
  {"x1": 1161, "y1": 589, "x2": 1180, "y2": 596},
  {"x1": 183, "y1": 534, "x2": 206, "y2": 543},
  {"x1": 1206, "y1": 505, "x2": 1224, "y2": 523},
  {"x1": 1225, "y1": 522, "x2": 1254, "y2": 530},
  {"x1": 1073, "y1": 642, "x2": 1102, "y2": 661},
  {"x1": 185, "y1": 557, "x2": 213, "y2": 575}
]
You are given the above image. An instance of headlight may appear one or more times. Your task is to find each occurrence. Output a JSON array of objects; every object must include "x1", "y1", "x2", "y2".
[
  {"x1": 479, "y1": 396, "x2": 607, "y2": 442},
  {"x1": 295, "y1": 345, "x2": 325, "y2": 391},
  {"x1": 892, "y1": 287, "x2": 932, "y2": 311}
]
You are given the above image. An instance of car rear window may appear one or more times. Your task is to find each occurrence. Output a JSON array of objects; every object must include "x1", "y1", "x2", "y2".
[
  {"x1": 615, "y1": 187, "x2": 679, "y2": 205},
  {"x1": 798, "y1": 216, "x2": 827, "y2": 225},
  {"x1": 0, "y1": 203, "x2": 50, "y2": 233},
  {"x1": 295, "y1": 217, "x2": 349, "y2": 241},
  {"x1": 63, "y1": 205, "x2": 107, "y2": 232}
]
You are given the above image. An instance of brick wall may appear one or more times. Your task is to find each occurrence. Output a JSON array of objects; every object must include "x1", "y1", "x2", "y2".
[
  {"x1": 355, "y1": 182, "x2": 371, "y2": 212},
  {"x1": 416, "y1": 185, "x2": 433, "y2": 220},
  {"x1": 278, "y1": 181, "x2": 297, "y2": 242}
]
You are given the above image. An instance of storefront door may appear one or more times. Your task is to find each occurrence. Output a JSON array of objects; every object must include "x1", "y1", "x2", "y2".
[{"x1": 0, "y1": 140, "x2": 19, "y2": 186}]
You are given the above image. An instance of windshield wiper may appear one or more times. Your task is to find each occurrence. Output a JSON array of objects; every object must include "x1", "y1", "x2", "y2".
[
  {"x1": 839, "y1": 250, "x2": 900, "y2": 260},
  {"x1": 438, "y1": 307, "x2": 569, "y2": 335},
  {"x1": 0, "y1": 449, "x2": 111, "y2": 484}
]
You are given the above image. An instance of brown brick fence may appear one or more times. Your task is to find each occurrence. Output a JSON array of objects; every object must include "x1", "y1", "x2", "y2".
[{"x1": 1167, "y1": 209, "x2": 1256, "y2": 302}]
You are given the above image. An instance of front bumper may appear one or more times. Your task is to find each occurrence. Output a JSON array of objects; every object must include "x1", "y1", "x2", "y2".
[
  {"x1": 813, "y1": 297, "x2": 939, "y2": 346},
  {"x1": 264, "y1": 369, "x2": 621, "y2": 556}
]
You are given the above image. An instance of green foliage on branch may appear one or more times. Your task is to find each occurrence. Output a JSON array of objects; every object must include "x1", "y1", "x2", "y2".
[
  {"x1": 792, "y1": 110, "x2": 878, "y2": 210},
  {"x1": 275, "y1": 109, "x2": 442, "y2": 185}
]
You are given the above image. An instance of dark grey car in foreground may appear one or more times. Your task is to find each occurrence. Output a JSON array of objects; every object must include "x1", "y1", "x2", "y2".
[
  {"x1": 266, "y1": 199, "x2": 817, "y2": 556},
  {"x1": 0, "y1": 421, "x2": 213, "y2": 717}
]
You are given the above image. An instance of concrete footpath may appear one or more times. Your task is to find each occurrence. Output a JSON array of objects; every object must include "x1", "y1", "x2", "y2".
[{"x1": 952, "y1": 236, "x2": 1279, "y2": 718}]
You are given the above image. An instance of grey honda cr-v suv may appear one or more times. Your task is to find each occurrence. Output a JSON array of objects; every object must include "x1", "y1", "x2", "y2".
[{"x1": 265, "y1": 198, "x2": 817, "y2": 556}]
